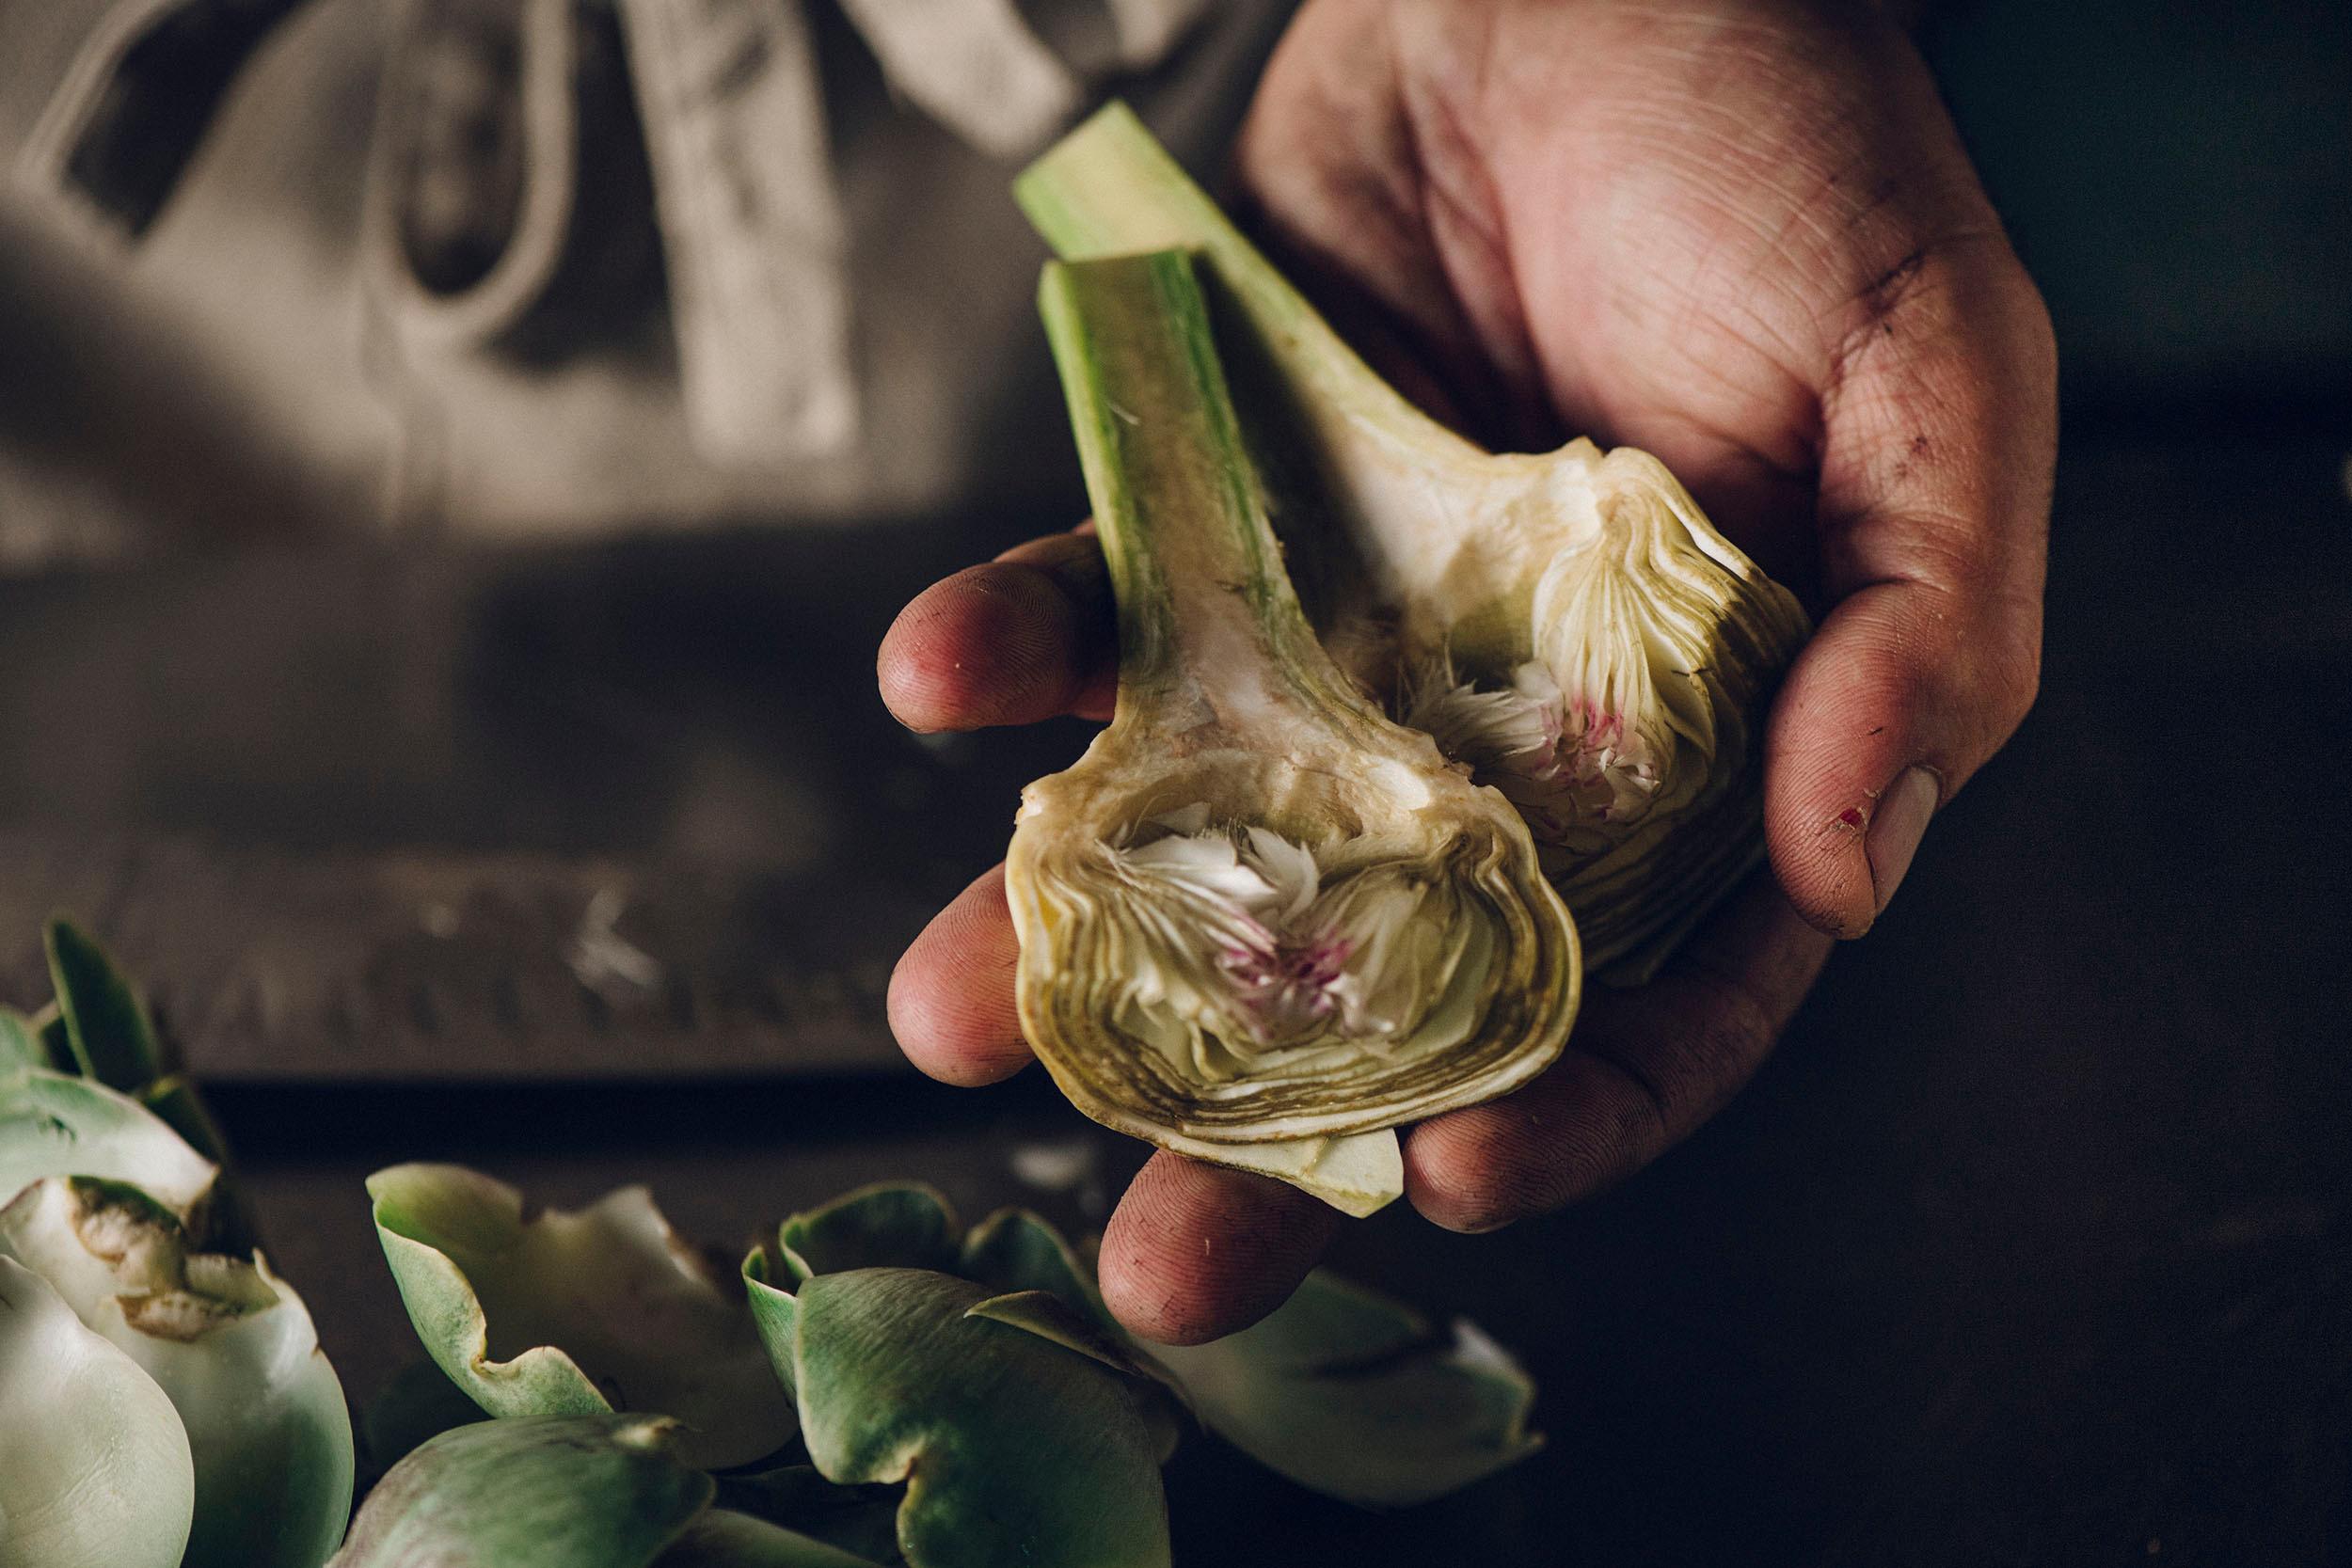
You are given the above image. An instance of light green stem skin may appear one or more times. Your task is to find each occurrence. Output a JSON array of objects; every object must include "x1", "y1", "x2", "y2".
[
  {"x1": 1019, "y1": 103, "x2": 1477, "y2": 475},
  {"x1": 1037, "y1": 250, "x2": 1379, "y2": 743}
]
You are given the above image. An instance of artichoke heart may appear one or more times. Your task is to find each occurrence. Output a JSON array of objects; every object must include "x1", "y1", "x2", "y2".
[
  {"x1": 1008, "y1": 251, "x2": 1579, "y2": 1216},
  {"x1": 1017, "y1": 104, "x2": 1812, "y2": 983}
]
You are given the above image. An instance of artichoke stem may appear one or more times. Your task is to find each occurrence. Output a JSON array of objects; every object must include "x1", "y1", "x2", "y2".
[{"x1": 1038, "y1": 252, "x2": 1343, "y2": 731}]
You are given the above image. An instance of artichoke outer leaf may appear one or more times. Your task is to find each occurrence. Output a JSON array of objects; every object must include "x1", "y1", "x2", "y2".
[
  {"x1": 1144, "y1": 1267, "x2": 1542, "y2": 1508},
  {"x1": 0, "y1": 1254, "x2": 195, "y2": 1568},
  {"x1": 776, "y1": 1182, "x2": 961, "y2": 1284},
  {"x1": 44, "y1": 918, "x2": 169, "y2": 1095},
  {"x1": 963, "y1": 1288, "x2": 1187, "y2": 1460},
  {"x1": 958, "y1": 1206, "x2": 1107, "y2": 1323},
  {"x1": 783, "y1": 1267, "x2": 1173, "y2": 1568},
  {"x1": 0, "y1": 1176, "x2": 355, "y2": 1568},
  {"x1": 741, "y1": 1246, "x2": 800, "y2": 1400},
  {"x1": 367, "y1": 1163, "x2": 797, "y2": 1469},
  {"x1": 0, "y1": 1066, "x2": 217, "y2": 1216},
  {"x1": 328, "y1": 1414, "x2": 714, "y2": 1568}
]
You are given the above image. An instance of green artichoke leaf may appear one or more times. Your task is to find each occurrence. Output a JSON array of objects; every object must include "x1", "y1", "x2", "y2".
[
  {"x1": 0, "y1": 1176, "x2": 354, "y2": 1568},
  {"x1": 0, "y1": 1253, "x2": 195, "y2": 1568},
  {"x1": 768, "y1": 1196, "x2": 1187, "y2": 1449},
  {"x1": 44, "y1": 918, "x2": 168, "y2": 1096},
  {"x1": 329, "y1": 1414, "x2": 712, "y2": 1568},
  {"x1": 957, "y1": 1206, "x2": 1105, "y2": 1323},
  {"x1": 0, "y1": 1066, "x2": 218, "y2": 1216},
  {"x1": 367, "y1": 1163, "x2": 797, "y2": 1469},
  {"x1": 776, "y1": 1184, "x2": 961, "y2": 1284},
  {"x1": 743, "y1": 1263, "x2": 1172, "y2": 1568},
  {"x1": 1144, "y1": 1267, "x2": 1542, "y2": 1507}
]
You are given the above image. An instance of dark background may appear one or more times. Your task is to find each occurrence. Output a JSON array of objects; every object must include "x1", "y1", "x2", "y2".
[{"x1": 1, "y1": 1, "x2": 2348, "y2": 1563}]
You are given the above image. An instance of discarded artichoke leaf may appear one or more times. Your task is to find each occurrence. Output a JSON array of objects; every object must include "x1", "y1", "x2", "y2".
[
  {"x1": 1017, "y1": 105, "x2": 1812, "y2": 984},
  {"x1": 0, "y1": 1254, "x2": 195, "y2": 1568},
  {"x1": 367, "y1": 1163, "x2": 797, "y2": 1469},
  {"x1": 964, "y1": 1286, "x2": 1188, "y2": 1452},
  {"x1": 1146, "y1": 1267, "x2": 1541, "y2": 1508},
  {"x1": 0, "y1": 1066, "x2": 219, "y2": 1216},
  {"x1": 0, "y1": 1176, "x2": 354, "y2": 1568},
  {"x1": 328, "y1": 1414, "x2": 714, "y2": 1568},
  {"x1": 743, "y1": 1262, "x2": 1173, "y2": 1568},
  {"x1": 760, "y1": 1196, "x2": 1189, "y2": 1459},
  {"x1": 1008, "y1": 250, "x2": 1580, "y2": 1214}
]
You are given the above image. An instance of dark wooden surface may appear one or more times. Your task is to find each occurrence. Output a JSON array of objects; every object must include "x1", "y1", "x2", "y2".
[
  {"x1": 0, "y1": 522, "x2": 1091, "y2": 1077},
  {"x1": 5, "y1": 432, "x2": 2350, "y2": 1564}
]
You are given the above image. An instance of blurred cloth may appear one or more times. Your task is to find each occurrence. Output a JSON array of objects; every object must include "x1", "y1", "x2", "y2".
[{"x1": 0, "y1": 0, "x2": 1294, "y2": 557}]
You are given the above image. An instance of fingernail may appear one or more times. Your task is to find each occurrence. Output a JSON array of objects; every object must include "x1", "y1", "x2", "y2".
[{"x1": 1867, "y1": 766, "x2": 1941, "y2": 915}]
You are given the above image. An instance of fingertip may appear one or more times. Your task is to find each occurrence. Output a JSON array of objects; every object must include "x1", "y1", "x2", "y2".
[
  {"x1": 1764, "y1": 587, "x2": 1981, "y2": 938},
  {"x1": 876, "y1": 560, "x2": 1103, "y2": 733},
  {"x1": 885, "y1": 866, "x2": 1035, "y2": 1086},
  {"x1": 1098, "y1": 1153, "x2": 1336, "y2": 1345}
]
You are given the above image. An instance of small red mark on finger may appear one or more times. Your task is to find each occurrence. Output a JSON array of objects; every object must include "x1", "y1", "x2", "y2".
[{"x1": 1838, "y1": 807, "x2": 1866, "y2": 829}]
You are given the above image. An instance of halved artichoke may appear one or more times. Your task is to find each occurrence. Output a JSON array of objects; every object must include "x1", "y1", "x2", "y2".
[
  {"x1": 1008, "y1": 250, "x2": 1581, "y2": 1215},
  {"x1": 1017, "y1": 105, "x2": 1813, "y2": 983}
]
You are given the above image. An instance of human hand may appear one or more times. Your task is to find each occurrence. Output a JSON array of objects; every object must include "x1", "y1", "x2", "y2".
[{"x1": 879, "y1": 0, "x2": 2055, "y2": 1343}]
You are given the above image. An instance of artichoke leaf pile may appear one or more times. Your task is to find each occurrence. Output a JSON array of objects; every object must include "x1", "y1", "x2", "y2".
[
  {"x1": 1017, "y1": 104, "x2": 1813, "y2": 984},
  {"x1": 355, "y1": 1170, "x2": 1543, "y2": 1567},
  {"x1": 0, "y1": 919, "x2": 353, "y2": 1568},
  {"x1": 1006, "y1": 249, "x2": 1580, "y2": 1216}
]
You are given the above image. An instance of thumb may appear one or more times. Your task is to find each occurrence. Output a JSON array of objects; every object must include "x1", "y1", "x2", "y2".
[{"x1": 1767, "y1": 235, "x2": 2058, "y2": 938}]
